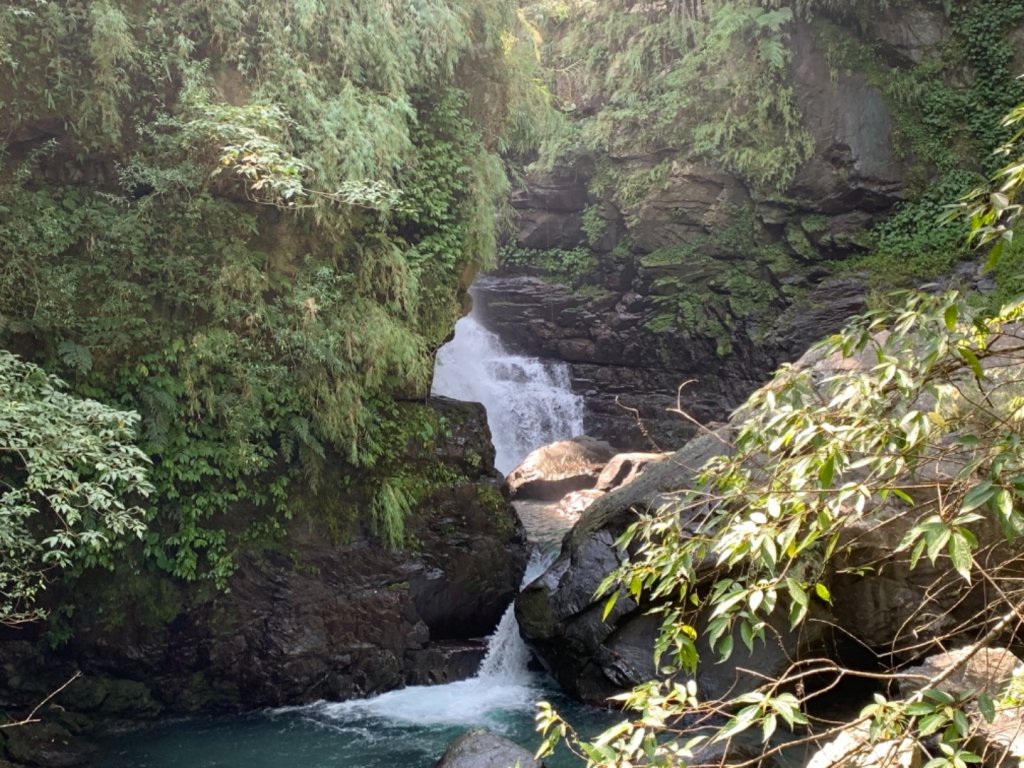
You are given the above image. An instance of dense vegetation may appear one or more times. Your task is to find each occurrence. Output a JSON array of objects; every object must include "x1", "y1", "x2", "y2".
[
  {"x1": 535, "y1": 84, "x2": 1024, "y2": 768},
  {"x1": 0, "y1": 352, "x2": 152, "y2": 626},
  {"x1": 520, "y1": 0, "x2": 1024, "y2": 192},
  {"x1": 4, "y1": 2, "x2": 1024, "y2": 766},
  {"x1": 0, "y1": 1, "x2": 548, "y2": 585},
  {"x1": 503, "y1": 0, "x2": 1024, "y2": 354}
]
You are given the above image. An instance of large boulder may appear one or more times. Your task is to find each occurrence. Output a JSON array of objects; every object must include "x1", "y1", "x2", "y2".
[
  {"x1": 516, "y1": 325, "x2": 1024, "y2": 707},
  {"x1": 507, "y1": 437, "x2": 617, "y2": 501},
  {"x1": 435, "y1": 729, "x2": 543, "y2": 768},
  {"x1": 805, "y1": 723, "x2": 921, "y2": 768},
  {"x1": 515, "y1": 428, "x2": 736, "y2": 702}
]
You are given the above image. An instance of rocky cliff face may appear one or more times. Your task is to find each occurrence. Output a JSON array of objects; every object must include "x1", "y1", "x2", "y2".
[
  {"x1": 484, "y1": 5, "x2": 1004, "y2": 452},
  {"x1": 0, "y1": 398, "x2": 527, "y2": 723}
]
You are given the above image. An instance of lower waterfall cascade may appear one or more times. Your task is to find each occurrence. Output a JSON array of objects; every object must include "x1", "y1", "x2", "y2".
[{"x1": 96, "y1": 555, "x2": 614, "y2": 768}]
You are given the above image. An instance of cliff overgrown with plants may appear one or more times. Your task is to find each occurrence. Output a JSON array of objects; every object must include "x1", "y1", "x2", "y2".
[
  {"x1": 504, "y1": 0, "x2": 1024, "y2": 349},
  {"x1": 533, "y1": 94, "x2": 1024, "y2": 766},
  {"x1": 0, "y1": 0, "x2": 547, "y2": 587}
]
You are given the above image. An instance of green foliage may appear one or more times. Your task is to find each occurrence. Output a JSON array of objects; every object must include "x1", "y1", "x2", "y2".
[
  {"x1": 500, "y1": 245, "x2": 594, "y2": 286},
  {"x1": 526, "y1": 0, "x2": 864, "y2": 191},
  {"x1": 0, "y1": 0, "x2": 537, "y2": 583},
  {"x1": 642, "y1": 206, "x2": 789, "y2": 349},
  {"x1": 955, "y1": 100, "x2": 1024, "y2": 270},
  {"x1": 581, "y1": 205, "x2": 608, "y2": 247},
  {"x1": 538, "y1": 289, "x2": 1024, "y2": 767},
  {"x1": 846, "y1": 170, "x2": 981, "y2": 285},
  {"x1": 817, "y1": 0, "x2": 1024, "y2": 179},
  {"x1": 0, "y1": 351, "x2": 152, "y2": 626}
]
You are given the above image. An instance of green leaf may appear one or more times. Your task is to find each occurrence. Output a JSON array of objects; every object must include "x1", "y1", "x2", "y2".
[
  {"x1": 918, "y1": 712, "x2": 948, "y2": 736},
  {"x1": 959, "y1": 347, "x2": 984, "y2": 379},
  {"x1": 944, "y1": 303, "x2": 958, "y2": 331},
  {"x1": 818, "y1": 453, "x2": 836, "y2": 488},
  {"x1": 948, "y1": 532, "x2": 974, "y2": 581},
  {"x1": 718, "y1": 634, "x2": 734, "y2": 663},
  {"x1": 961, "y1": 481, "x2": 996, "y2": 513},
  {"x1": 602, "y1": 590, "x2": 619, "y2": 622},
  {"x1": 978, "y1": 693, "x2": 996, "y2": 723},
  {"x1": 814, "y1": 582, "x2": 831, "y2": 603}
]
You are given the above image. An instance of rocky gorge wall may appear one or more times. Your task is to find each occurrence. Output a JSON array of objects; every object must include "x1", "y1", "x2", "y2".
[
  {"x1": 484, "y1": 3, "x2": 1023, "y2": 452},
  {"x1": 0, "y1": 398, "x2": 527, "y2": 763}
]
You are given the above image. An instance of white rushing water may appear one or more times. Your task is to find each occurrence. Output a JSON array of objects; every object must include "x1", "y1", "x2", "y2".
[
  {"x1": 312, "y1": 554, "x2": 551, "y2": 730},
  {"x1": 432, "y1": 312, "x2": 585, "y2": 475}
]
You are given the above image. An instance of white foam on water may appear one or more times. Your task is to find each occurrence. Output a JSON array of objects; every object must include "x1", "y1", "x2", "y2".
[{"x1": 312, "y1": 553, "x2": 553, "y2": 730}]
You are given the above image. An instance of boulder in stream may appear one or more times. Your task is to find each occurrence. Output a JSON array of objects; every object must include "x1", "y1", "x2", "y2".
[
  {"x1": 435, "y1": 729, "x2": 543, "y2": 768},
  {"x1": 517, "y1": 326, "x2": 1024, "y2": 708},
  {"x1": 507, "y1": 437, "x2": 616, "y2": 501}
]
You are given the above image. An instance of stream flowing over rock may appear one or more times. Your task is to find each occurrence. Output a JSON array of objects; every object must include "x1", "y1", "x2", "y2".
[{"x1": 0, "y1": 398, "x2": 528, "y2": 715}]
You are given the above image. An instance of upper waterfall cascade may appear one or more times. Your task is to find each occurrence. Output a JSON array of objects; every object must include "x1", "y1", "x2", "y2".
[{"x1": 431, "y1": 309, "x2": 585, "y2": 475}]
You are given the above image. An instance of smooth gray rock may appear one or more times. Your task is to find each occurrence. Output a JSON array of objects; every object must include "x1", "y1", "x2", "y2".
[{"x1": 435, "y1": 729, "x2": 542, "y2": 768}]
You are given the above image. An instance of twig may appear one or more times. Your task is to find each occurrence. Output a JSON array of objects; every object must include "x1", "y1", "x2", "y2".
[{"x1": 0, "y1": 672, "x2": 81, "y2": 729}]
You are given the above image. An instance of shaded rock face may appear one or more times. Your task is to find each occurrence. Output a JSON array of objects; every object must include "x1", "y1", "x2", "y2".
[
  {"x1": 435, "y1": 729, "x2": 543, "y2": 768},
  {"x1": 0, "y1": 398, "x2": 528, "y2": 714}
]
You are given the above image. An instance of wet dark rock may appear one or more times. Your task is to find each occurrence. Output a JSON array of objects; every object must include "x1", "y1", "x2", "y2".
[
  {"x1": 405, "y1": 640, "x2": 488, "y2": 686},
  {"x1": 435, "y1": 728, "x2": 543, "y2": 768},
  {"x1": 2, "y1": 721, "x2": 92, "y2": 767}
]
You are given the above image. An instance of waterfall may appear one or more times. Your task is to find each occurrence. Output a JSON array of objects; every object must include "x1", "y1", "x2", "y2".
[
  {"x1": 314, "y1": 554, "x2": 550, "y2": 727},
  {"x1": 476, "y1": 552, "x2": 550, "y2": 684},
  {"x1": 475, "y1": 604, "x2": 533, "y2": 684},
  {"x1": 431, "y1": 312, "x2": 585, "y2": 475}
]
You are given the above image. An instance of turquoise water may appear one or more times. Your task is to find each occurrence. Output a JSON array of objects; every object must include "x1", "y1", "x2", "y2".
[{"x1": 95, "y1": 680, "x2": 615, "y2": 768}]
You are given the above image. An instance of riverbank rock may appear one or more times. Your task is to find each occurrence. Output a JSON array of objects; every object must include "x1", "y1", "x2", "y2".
[
  {"x1": 900, "y1": 647, "x2": 1024, "y2": 767},
  {"x1": 517, "y1": 325, "x2": 1024, "y2": 710},
  {"x1": 805, "y1": 723, "x2": 921, "y2": 768},
  {"x1": 0, "y1": 398, "x2": 528, "y2": 719},
  {"x1": 515, "y1": 428, "x2": 735, "y2": 702},
  {"x1": 1, "y1": 720, "x2": 92, "y2": 768},
  {"x1": 507, "y1": 437, "x2": 617, "y2": 501},
  {"x1": 435, "y1": 729, "x2": 543, "y2": 768}
]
